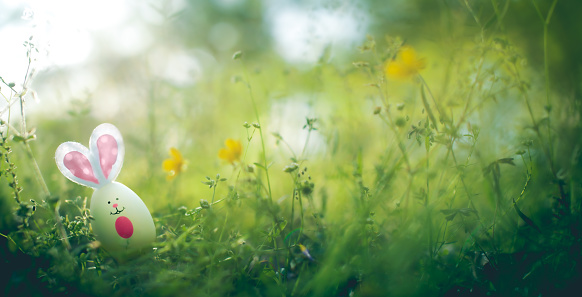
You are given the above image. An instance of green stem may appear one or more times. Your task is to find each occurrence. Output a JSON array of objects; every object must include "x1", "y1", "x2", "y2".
[
  {"x1": 299, "y1": 129, "x2": 312, "y2": 161},
  {"x1": 24, "y1": 142, "x2": 50, "y2": 198},
  {"x1": 23, "y1": 141, "x2": 68, "y2": 250},
  {"x1": 426, "y1": 126, "x2": 433, "y2": 259},
  {"x1": 0, "y1": 232, "x2": 25, "y2": 253},
  {"x1": 279, "y1": 137, "x2": 297, "y2": 160},
  {"x1": 366, "y1": 68, "x2": 412, "y2": 173},
  {"x1": 231, "y1": 128, "x2": 256, "y2": 193},
  {"x1": 0, "y1": 97, "x2": 19, "y2": 117},
  {"x1": 450, "y1": 145, "x2": 498, "y2": 252},
  {"x1": 419, "y1": 83, "x2": 440, "y2": 132},
  {"x1": 419, "y1": 75, "x2": 443, "y2": 119},
  {"x1": 290, "y1": 262, "x2": 304, "y2": 296},
  {"x1": 542, "y1": 0, "x2": 559, "y2": 188},
  {"x1": 512, "y1": 62, "x2": 566, "y2": 203},
  {"x1": 19, "y1": 56, "x2": 32, "y2": 138},
  {"x1": 218, "y1": 211, "x2": 228, "y2": 243},
  {"x1": 296, "y1": 184, "x2": 305, "y2": 244},
  {"x1": 147, "y1": 83, "x2": 159, "y2": 181},
  {"x1": 290, "y1": 187, "x2": 295, "y2": 244},
  {"x1": 54, "y1": 200, "x2": 71, "y2": 250},
  {"x1": 378, "y1": 114, "x2": 411, "y2": 172},
  {"x1": 240, "y1": 60, "x2": 273, "y2": 202},
  {"x1": 463, "y1": 0, "x2": 482, "y2": 28},
  {"x1": 211, "y1": 183, "x2": 217, "y2": 203},
  {"x1": 454, "y1": 55, "x2": 486, "y2": 132},
  {"x1": 546, "y1": 0, "x2": 559, "y2": 24}
]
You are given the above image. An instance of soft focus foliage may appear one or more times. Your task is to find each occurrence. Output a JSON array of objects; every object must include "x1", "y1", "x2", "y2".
[{"x1": 2, "y1": 0, "x2": 582, "y2": 296}]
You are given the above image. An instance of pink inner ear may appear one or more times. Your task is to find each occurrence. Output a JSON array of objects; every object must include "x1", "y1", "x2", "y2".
[
  {"x1": 64, "y1": 151, "x2": 99, "y2": 184},
  {"x1": 97, "y1": 134, "x2": 118, "y2": 179}
]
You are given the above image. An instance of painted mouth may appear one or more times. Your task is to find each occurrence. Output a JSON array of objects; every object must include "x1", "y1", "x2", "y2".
[{"x1": 110, "y1": 207, "x2": 125, "y2": 215}]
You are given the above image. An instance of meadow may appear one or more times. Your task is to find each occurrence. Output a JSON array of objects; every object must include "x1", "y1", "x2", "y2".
[{"x1": 1, "y1": 0, "x2": 582, "y2": 296}]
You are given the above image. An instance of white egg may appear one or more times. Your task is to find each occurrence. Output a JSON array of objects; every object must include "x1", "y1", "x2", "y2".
[{"x1": 90, "y1": 181, "x2": 156, "y2": 253}]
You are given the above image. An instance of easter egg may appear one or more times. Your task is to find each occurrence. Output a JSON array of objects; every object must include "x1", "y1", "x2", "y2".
[
  {"x1": 90, "y1": 182, "x2": 155, "y2": 252},
  {"x1": 56, "y1": 123, "x2": 156, "y2": 258}
]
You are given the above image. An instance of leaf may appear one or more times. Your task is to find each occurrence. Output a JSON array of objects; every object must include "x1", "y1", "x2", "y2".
[
  {"x1": 538, "y1": 117, "x2": 549, "y2": 127},
  {"x1": 482, "y1": 13, "x2": 497, "y2": 30},
  {"x1": 271, "y1": 220, "x2": 287, "y2": 238},
  {"x1": 352, "y1": 61, "x2": 370, "y2": 68},
  {"x1": 271, "y1": 132, "x2": 282, "y2": 140},
  {"x1": 440, "y1": 209, "x2": 458, "y2": 221},
  {"x1": 12, "y1": 135, "x2": 26, "y2": 143},
  {"x1": 278, "y1": 220, "x2": 287, "y2": 232},
  {"x1": 440, "y1": 209, "x2": 457, "y2": 215},
  {"x1": 522, "y1": 259, "x2": 543, "y2": 280},
  {"x1": 513, "y1": 197, "x2": 542, "y2": 233},
  {"x1": 458, "y1": 208, "x2": 478, "y2": 217},
  {"x1": 497, "y1": 158, "x2": 515, "y2": 166},
  {"x1": 483, "y1": 163, "x2": 493, "y2": 175},
  {"x1": 232, "y1": 51, "x2": 243, "y2": 60},
  {"x1": 253, "y1": 162, "x2": 266, "y2": 169},
  {"x1": 283, "y1": 163, "x2": 299, "y2": 173},
  {"x1": 484, "y1": 158, "x2": 515, "y2": 175}
]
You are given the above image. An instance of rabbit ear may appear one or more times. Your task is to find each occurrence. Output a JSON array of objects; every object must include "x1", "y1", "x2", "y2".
[
  {"x1": 55, "y1": 142, "x2": 101, "y2": 188},
  {"x1": 89, "y1": 123, "x2": 125, "y2": 183}
]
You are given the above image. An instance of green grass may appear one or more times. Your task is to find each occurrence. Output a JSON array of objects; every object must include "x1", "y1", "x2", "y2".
[{"x1": 2, "y1": 1, "x2": 582, "y2": 296}]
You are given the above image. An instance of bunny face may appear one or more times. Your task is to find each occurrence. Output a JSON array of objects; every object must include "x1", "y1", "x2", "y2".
[
  {"x1": 55, "y1": 124, "x2": 155, "y2": 254},
  {"x1": 90, "y1": 182, "x2": 156, "y2": 252}
]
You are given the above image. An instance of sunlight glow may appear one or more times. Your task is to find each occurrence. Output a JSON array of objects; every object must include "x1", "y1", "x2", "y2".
[
  {"x1": 269, "y1": 96, "x2": 326, "y2": 157},
  {"x1": 0, "y1": 0, "x2": 131, "y2": 74},
  {"x1": 266, "y1": 1, "x2": 369, "y2": 64}
]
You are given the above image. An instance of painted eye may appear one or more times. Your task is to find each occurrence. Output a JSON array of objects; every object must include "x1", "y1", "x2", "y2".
[
  {"x1": 116, "y1": 198, "x2": 119, "y2": 200},
  {"x1": 108, "y1": 201, "x2": 111, "y2": 204}
]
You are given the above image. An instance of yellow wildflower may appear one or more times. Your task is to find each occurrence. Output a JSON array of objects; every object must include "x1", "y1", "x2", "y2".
[
  {"x1": 385, "y1": 46, "x2": 426, "y2": 80},
  {"x1": 162, "y1": 147, "x2": 187, "y2": 180},
  {"x1": 218, "y1": 139, "x2": 242, "y2": 164}
]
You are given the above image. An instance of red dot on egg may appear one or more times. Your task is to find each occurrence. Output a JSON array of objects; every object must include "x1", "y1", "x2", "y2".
[{"x1": 115, "y1": 216, "x2": 134, "y2": 239}]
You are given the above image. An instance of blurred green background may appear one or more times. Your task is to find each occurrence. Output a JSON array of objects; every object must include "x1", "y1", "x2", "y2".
[
  {"x1": 0, "y1": 0, "x2": 580, "y2": 213},
  {"x1": 2, "y1": 0, "x2": 582, "y2": 296}
]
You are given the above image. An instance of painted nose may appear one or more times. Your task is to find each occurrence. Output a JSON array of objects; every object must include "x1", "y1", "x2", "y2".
[{"x1": 112, "y1": 203, "x2": 119, "y2": 208}]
